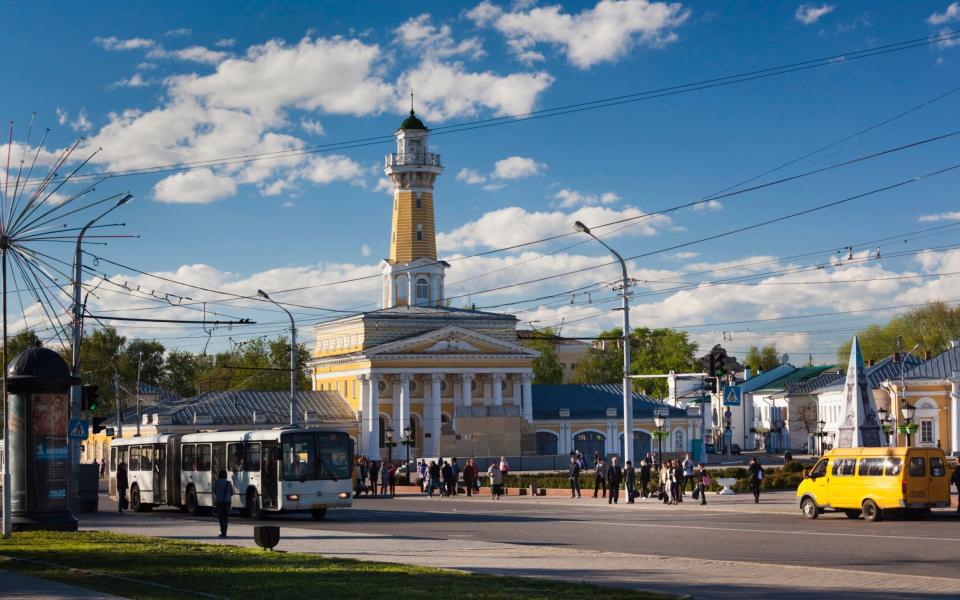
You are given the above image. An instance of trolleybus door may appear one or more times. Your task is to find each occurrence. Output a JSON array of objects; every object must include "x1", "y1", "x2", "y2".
[{"x1": 262, "y1": 443, "x2": 279, "y2": 509}]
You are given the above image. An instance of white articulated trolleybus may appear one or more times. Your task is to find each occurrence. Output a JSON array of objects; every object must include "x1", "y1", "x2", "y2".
[{"x1": 109, "y1": 427, "x2": 353, "y2": 519}]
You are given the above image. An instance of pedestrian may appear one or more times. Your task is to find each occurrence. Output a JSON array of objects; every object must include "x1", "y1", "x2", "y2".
[
  {"x1": 748, "y1": 457, "x2": 764, "y2": 503},
  {"x1": 672, "y1": 459, "x2": 684, "y2": 504},
  {"x1": 116, "y1": 460, "x2": 129, "y2": 513},
  {"x1": 658, "y1": 460, "x2": 670, "y2": 504},
  {"x1": 428, "y1": 460, "x2": 441, "y2": 497},
  {"x1": 951, "y1": 464, "x2": 960, "y2": 513},
  {"x1": 607, "y1": 456, "x2": 623, "y2": 504},
  {"x1": 499, "y1": 456, "x2": 510, "y2": 476},
  {"x1": 368, "y1": 460, "x2": 380, "y2": 496},
  {"x1": 463, "y1": 459, "x2": 477, "y2": 497},
  {"x1": 380, "y1": 461, "x2": 390, "y2": 496},
  {"x1": 354, "y1": 459, "x2": 365, "y2": 498},
  {"x1": 682, "y1": 453, "x2": 694, "y2": 495},
  {"x1": 639, "y1": 459, "x2": 651, "y2": 499},
  {"x1": 451, "y1": 458, "x2": 461, "y2": 495},
  {"x1": 213, "y1": 469, "x2": 233, "y2": 537},
  {"x1": 696, "y1": 463, "x2": 710, "y2": 506},
  {"x1": 441, "y1": 460, "x2": 454, "y2": 497},
  {"x1": 100, "y1": 459, "x2": 107, "y2": 479},
  {"x1": 569, "y1": 455, "x2": 582, "y2": 498},
  {"x1": 388, "y1": 463, "x2": 397, "y2": 496},
  {"x1": 417, "y1": 460, "x2": 427, "y2": 493},
  {"x1": 487, "y1": 462, "x2": 503, "y2": 499},
  {"x1": 593, "y1": 456, "x2": 607, "y2": 498},
  {"x1": 624, "y1": 460, "x2": 636, "y2": 503}
]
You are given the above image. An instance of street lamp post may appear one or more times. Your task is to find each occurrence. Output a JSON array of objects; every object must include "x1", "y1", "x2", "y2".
[
  {"x1": 900, "y1": 401, "x2": 917, "y2": 447},
  {"x1": 135, "y1": 351, "x2": 143, "y2": 437},
  {"x1": 70, "y1": 193, "x2": 132, "y2": 511},
  {"x1": 723, "y1": 410, "x2": 733, "y2": 461},
  {"x1": 385, "y1": 427, "x2": 397, "y2": 465},
  {"x1": 653, "y1": 413, "x2": 666, "y2": 470},
  {"x1": 400, "y1": 426, "x2": 414, "y2": 484},
  {"x1": 257, "y1": 289, "x2": 297, "y2": 427},
  {"x1": 816, "y1": 420, "x2": 826, "y2": 455},
  {"x1": 574, "y1": 220, "x2": 633, "y2": 463}
]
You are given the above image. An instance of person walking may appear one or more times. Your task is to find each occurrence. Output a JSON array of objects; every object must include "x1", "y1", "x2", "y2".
[
  {"x1": 488, "y1": 462, "x2": 503, "y2": 499},
  {"x1": 748, "y1": 457, "x2": 764, "y2": 503},
  {"x1": 427, "y1": 460, "x2": 441, "y2": 497},
  {"x1": 607, "y1": 456, "x2": 623, "y2": 504},
  {"x1": 462, "y1": 460, "x2": 477, "y2": 497},
  {"x1": 639, "y1": 459, "x2": 651, "y2": 499},
  {"x1": 354, "y1": 459, "x2": 366, "y2": 498},
  {"x1": 696, "y1": 463, "x2": 710, "y2": 506},
  {"x1": 213, "y1": 469, "x2": 234, "y2": 538},
  {"x1": 950, "y1": 464, "x2": 960, "y2": 513},
  {"x1": 658, "y1": 460, "x2": 670, "y2": 504},
  {"x1": 624, "y1": 460, "x2": 636, "y2": 503},
  {"x1": 116, "y1": 460, "x2": 129, "y2": 513},
  {"x1": 380, "y1": 461, "x2": 390, "y2": 496},
  {"x1": 593, "y1": 456, "x2": 607, "y2": 498},
  {"x1": 569, "y1": 455, "x2": 582, "y2": 498},
  {"x1": 417, "y1": 460, "x2": 427, "y2": 493},
  {"x1": 682, "y1": 453, "x2": 694, "y2": 496},
  {"x1": 441, "y1": 461, "x2": 454, "y2": 497},
  {"x1": 368, "y1": 461, "x2": 380, "y2": 496},
  {"x1": 388, "y1": 463, "x2": 398, "y2": 496},
  {"x1": 451, "y1": 458, "x2": 461, "y2": 495},
  {"x1": 673, "y1": 459, "x2": 684, "y2": 504}
]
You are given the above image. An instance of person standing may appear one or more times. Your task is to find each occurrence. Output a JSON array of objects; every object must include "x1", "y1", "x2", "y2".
[
  {"x1": 696, "y1": 463, "x2": 710, "y2": 506},
  {"x1": 380, "y1": 462, "x2": 390, "y2": 496},
  {"x1": 441, "y1": 461, "x2": 454, "y2": 497},
  {"x1": 569, "y1": 455, "x2": 582, "y2": 498},
  {"x1": 428, "y1": 460, "x2": 441, "y2": 497},
  {"x1": 388, "y1": 463, "x2": 398, "y2": 496},
  {"x1": 593, "y1": 456, "x2": 607, "y2": 498},
  {"x1": 672, "y1": 459, "x2": 684, "y2": 504},
  {"x1": 607, "y1": 456, "x2": 623, "y2": 504},
  {"x1": 488, "y1": 462, "x2": 503, "y2": 499},
  {"x1": 417, "y1": 460, "x2": 427, "y2": 493},
  {"x1": 748, "y1": 457, "x2": 764, "y2": 503},
  {"x1": 462, "y1": 460, "x2": 477, "y2": 497},
  {"x1": 213, "y1": 469, "x2": 234, "y2": 538},
  {"x1": 116, "y1": 460, "x2": 129, "y2": 513},
  {"x1": 451, "y1": 458, "x2": 461, "y2": 496},
  {"x1": 951, "y1": 465, "x2": 960, "y2": 513},
  {"x1": 639, "y1": 459, "x2": 651, "y2": 499},
  {"x1": 368, "y1": 461, "x2": 380, "y2": 496},
  {"x1": 624, "y1": 460, "x2": 636, "y2": 503},
  {"x1": 658, "y1": 460, "x2": 671, "y2": 504},
  {"x1": 682, "y1": 453, "x2": 694, "y2": 495}
]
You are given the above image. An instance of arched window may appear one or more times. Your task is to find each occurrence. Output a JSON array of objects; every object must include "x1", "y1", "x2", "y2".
[
  {"x1": 573, "y1": 431, "x2": 605, "y2": 458},
  {"x1": 415, "y1": 278, "x2": 430, "y2": 305},
  {"x1": 673, "y1": 429, "x2": 685, "y2": 452},
  {"x1": 535, "y1": 431, "x2": 559, "y2": 455}
]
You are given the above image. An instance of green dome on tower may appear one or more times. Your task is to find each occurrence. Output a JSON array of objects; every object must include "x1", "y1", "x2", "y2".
[{"x1": 399, "y1": 109, "x2": 427, "y2": 131}]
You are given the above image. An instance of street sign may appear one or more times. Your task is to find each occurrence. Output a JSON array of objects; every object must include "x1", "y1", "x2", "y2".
[
  {"x1": 68, "y1": 418, "x2": 89, "y2": 440},
  {"x1": 723, "y1": 386, "x2": 741, "y2": 406}
]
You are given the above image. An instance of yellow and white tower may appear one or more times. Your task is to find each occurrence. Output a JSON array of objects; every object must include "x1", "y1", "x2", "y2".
[{"x1": 381, "y1": 108, "x2": 448, "y2": 308}]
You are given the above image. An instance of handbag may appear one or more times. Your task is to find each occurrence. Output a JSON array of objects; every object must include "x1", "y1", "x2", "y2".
[
  {"x1": 692, "y1": 487, "x2": 700, "y2": 500},
  {"x1": 701, "y1": 475, "x2": 712, "y2": 487}
]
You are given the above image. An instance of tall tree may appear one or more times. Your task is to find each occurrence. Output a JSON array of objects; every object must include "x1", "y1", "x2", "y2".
[
  {"x1": 744, "y1": 345, "x2": 781, "y2": 373},
  {"x1": 837, "y1": 301, "x2": 960, "y2": 362},
  {"x1": 2, "y1": 330, "x2": 41, "y2": 369},
  {"x1": 520, "y1": 328, "x2": 564, "y2": 384}
]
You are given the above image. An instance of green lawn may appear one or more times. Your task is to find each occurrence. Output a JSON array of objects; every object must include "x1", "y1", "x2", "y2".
[{"x1": 0, "y1": 531, "x2": 673, "y2": 600}]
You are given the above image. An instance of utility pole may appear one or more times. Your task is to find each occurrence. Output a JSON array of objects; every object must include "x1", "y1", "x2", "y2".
[
  {"x1": 114, "y1": 372, "x2": 123, "y2": 439},
  {"x1": 135, "y1": 352, "x2": 142, "y2": 437},
  {"x1": 257, "y1": 290, "x2": 297, "y2": 427}
]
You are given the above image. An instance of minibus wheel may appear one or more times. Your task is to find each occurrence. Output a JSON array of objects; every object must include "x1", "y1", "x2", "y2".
[
  {"x1": 801, "y1": 497, "x2": 819, "y2": 519},
  {"x1": 844, "y1": 510, "x2": 861, "y2": 519},
  {"x1": 862, "y1": 499, "x2": 882, "y2": 522}
]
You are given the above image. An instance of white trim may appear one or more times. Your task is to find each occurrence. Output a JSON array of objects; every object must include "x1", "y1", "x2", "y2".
[{"x1": 572, "y1": 428, "x2": 606, "y2": 439}]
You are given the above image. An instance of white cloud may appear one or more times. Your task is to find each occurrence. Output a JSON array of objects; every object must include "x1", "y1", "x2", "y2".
[
  {"x1": 215, "y1": 38, "x2": 236, "y2": 48},
  {"x1": 692, "y1": 199, "x2": 722, "y2": 212},
  {"x1": 476, "y1": 0, "x2": 690, "y2": 68},
  {"x1": 165, "y1": 28, "x2": 192, "y2": 37},
  {"x1": 668, "y1": 251, "x2": 699, "y2": 260},
  {"x1": 113, "y1": 73, "x2": 151, "y2": 88},
  {"x1": 795, "y1": 4, "x2": 835, "y2": 25},
  {"x1": 153, "y1": 168, "x2": 238, "y2": 203},
  {"x1": 552, "y1": 188, "x2": 620, "y2": 208},
  {"x1": 457, "y1": 168, "x2": 487, "y2": 185},
  {"x1": 361, "y1": 243, "x2": 372, "y2": 257},
  {"x1": 70, "y1": 110, "x2": 92, "y2": 132},
  {"x1": 55, "y1": 108, "x2": 68, "y2": 126},
  {"x1": 300, "y1": 155, "x2": 363, "y2": 184},
  {"x1": 94, "y1": 36, "x2": 157, "y2": 50},
  {"x1": 137, "y1": 62, "x2": 158, "y2": 70},
  {"x1": 918, "y1": 211, "x2": 960, "y2": 223},
  {"x1": 300, "y1": 118, "x2": 324, "y2": 135},
  {"x1": 375, "y1": 177, "x2": 394, "y2": 195},
  {"x1": 438, "y1": 204, "x2": 671, "y2": 251},
  {"x1": 492, "y1": 155, "x2": 543, "y2": 179},
  {"x1": 149, "y1": 45, "x2": 230, "y2": 65},
  {"x1": 928, "y1": 3, "x2": 960, "y2": 25},
  {"x1": 395, "y1": 14, "x2": 485, "y2": 60}
]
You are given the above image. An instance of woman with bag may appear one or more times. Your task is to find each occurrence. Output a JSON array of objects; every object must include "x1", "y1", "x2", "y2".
[
  {"x1": 748, "y1": 457, "x2": 764, "y2": 503},
  {"x1": 488, "y1": 463, "x2": 503, "y2": 499},
  {"x1": 696, "y1": 463, "x2": 710, "y2": 506},
  {"x1": 658, "y1": 460, "x2": 671, "y2": 504}
]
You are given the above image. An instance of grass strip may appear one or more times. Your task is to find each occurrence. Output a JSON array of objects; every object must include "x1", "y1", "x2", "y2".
[{"x1": 0, "y1": 531, "x2": 674, "y2": 600}]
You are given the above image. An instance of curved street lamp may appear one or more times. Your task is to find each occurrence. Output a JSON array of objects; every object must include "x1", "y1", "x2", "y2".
[
  {"x1": 653, "y1": 412, "x2": 666, "y2": 469},
  {"x1": 257, "y1": 289, "x2": 297, "y2": 427},
  {"x1": 900, "y1": 401, "x2": 917, "y2": 446}
]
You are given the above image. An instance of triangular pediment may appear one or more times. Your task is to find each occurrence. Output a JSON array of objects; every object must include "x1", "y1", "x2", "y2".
[{"x1": 365, "y1": 326, "x2": 539, "y2": 357}]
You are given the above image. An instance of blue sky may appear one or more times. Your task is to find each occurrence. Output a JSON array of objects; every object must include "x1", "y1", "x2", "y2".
[{"x1": 1, "y1": 0, "x2": 959, "y2": 361}]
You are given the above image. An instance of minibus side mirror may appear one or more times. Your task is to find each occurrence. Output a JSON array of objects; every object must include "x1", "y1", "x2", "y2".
[{"x1": 803, "y1": 469, "x2": 809, "y2": 479}]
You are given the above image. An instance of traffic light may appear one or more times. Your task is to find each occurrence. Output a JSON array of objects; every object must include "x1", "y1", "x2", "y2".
[
  {"x1": 711, "y1": 346, "x2": 729, "y2": 377},
  {"x1": 704, "y1": 376, "x2": 718, "y2": 394},
  {"x1": 92, "y1": 417, "x2": 106, "y2": 434},
  {"x1": 81, "y1": 385, "x2": 99, "y2": 413}
]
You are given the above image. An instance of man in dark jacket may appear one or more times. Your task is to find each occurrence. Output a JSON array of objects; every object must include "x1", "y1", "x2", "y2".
[
  {"x1": 569, "y1": 455, "x2": 582, "y2": 498},
  {"x1": 368, "y1": 461, "x2": 380, "y2": 496},
  {"x1": 639, "y1": 459, "x2": 651, "y2": 498},
  {"x1": 213, "y1": 469, "x2": 234, "y2": 537},
  {"x1": 116, "y1": 461, "x2": 129, "y2": 513},
  {"x1": 607, "y1": 456, "x2": 623, "y2": 504},
  {"x1": 441, "y1": 461, "x2": 454, "y2": 497},
  {"x1": 462, "y1": 460, "x2": 477, "y2": 497},
  {"x1": 593, "y1": 457, "x2": 607, "y2": 498},
  {"x1": 624, "y1": 460, "x2": 636, "y2": 503}
]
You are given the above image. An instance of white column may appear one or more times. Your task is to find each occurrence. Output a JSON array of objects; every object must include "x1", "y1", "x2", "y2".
[
  {"x1": 491, "y1": 373, "x2": 503, "y2": 406},
  {"x1": 512, "y1": 377, "x2": 521, "y2": 406},
  {"x1": 461, "y1": 373, "x2": 473, "y2": 408},
  {"x1": 358, "y1": 375, "x2": 369, "y2": 456},
  {"x1": 950, "y1": 376, "x2": 960, "y2": 457},
  {"x1": 368, "y1": 374, "x2": 381, "y2": 458},
  {"x1": 429, "y1": 373, "x2": 443, "y2": 457},
  {"x1": 522, "y1": 373, "x2": 534, "y2": 422},
  {"x1": 406, "y1": 273, "x2": 413, "y2": 307},
  {"x1": 399, "y1": 374, "x2": 411, "y2": 434}
]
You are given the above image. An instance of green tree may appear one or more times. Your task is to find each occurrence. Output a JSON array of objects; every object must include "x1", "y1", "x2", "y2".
[
  {"x1": 837, "y1": 301, "x2": 960, "y2": 363},
  {"x1": 159, "y1": 350, "x2": 207, "y2": 398},
  {"x1": 190, "y1": 336, "x2": 310, "y2": 394},
  {"x1": 521, "y1": 328, "x2": 564, "y2": 384},
  {"x1": 572, "y1": 328, "x2": 624, "y2": 385},
  {"x1": 744, "y1": 344, "x2": 780, "y2": 373},
  {"x1": 1, "y1": 330, "x2": 41, "y2": 368}
]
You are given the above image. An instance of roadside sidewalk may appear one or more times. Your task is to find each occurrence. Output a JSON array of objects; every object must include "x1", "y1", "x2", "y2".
[
  {"x1": 83, "y1": 510, "x2": 959, "y2": 600},
  {"x1": 0, "y1": 569, "x2": 126, "y2": 600}
]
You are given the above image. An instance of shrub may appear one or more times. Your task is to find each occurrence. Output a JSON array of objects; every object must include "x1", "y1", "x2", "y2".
[{"x1": 782, "y1": 461, "x2": 806, "y2": 473}]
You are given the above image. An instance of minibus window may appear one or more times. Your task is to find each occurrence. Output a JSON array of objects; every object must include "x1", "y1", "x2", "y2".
[
  {"x1": 832, "y1": 458, "x2": 856, "y2": 476},
  {"x1": 908, "y1": 457, "x2": 925, "y2": 477},
  {"x1": 884, "y1": 458, "x2": 902, "y2": 476},
  {"x1": 809, "y1": 459, "x2": 827, "y2": 478},
  {"x1": 858, "y1": 458, "x2": 884, "y2": 476},
  {"x1": 930, "y1": 457, "x2": 945, "y2": 477}
]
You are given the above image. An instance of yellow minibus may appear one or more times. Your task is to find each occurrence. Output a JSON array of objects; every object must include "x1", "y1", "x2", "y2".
[{"x1": 797, "y1": 447, "x2": 950, "y2": 521}]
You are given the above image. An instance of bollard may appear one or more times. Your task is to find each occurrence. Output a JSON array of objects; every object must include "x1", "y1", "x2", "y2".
[{"x1": 254, "y1": 525, "x2": 280, "y2": 551}]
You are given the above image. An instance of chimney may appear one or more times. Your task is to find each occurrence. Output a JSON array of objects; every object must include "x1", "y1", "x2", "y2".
[
  {"x1": 744, "y1": 367, "x2": 752, "y2": 381},
  {"x1": 924, "y1": 349, "x2": 932, "y2": 360},
  {"x1": 868, "y1": 359, "x2": 875, "y2": 367}
]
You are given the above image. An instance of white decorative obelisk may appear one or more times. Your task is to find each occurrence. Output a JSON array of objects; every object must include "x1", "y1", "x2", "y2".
[{"x1": 836, "y1": 336, "x2": 886, "y2": 448}]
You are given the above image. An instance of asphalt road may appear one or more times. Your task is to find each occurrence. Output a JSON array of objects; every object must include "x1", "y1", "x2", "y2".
[{"x1": 99, "y1": 491, "x2": 960, "y2": 581}]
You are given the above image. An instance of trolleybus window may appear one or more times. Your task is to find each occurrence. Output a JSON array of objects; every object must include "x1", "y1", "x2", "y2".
[
  {"x1": 197, "y1": 444, "x2": 212, "y2": 472},
  {"x1": 181, "y1": 444, "x2": 196, "y2": 471},
  {"x1": 130, "y1": 446, "x2": 141, "y2": 471},
  {"x1": 228, "y1": 443, "x2": 244, "y2": 472},
  {"x1": 244, "y1": 443, "x2": 261, "y2": 472},
  {"x1": 213, "y1": 443, "x2": 226, "y2": 475},
  {"x1": 318, "y1": 432, "x2": 351, "y2": 480},
  {"x1": 110, "y1": 447, "x2": 117, "y2": 471},
  {"x1": 141, "y1": 446, "x2": 153, "y2": 473},
  {"x1": 283, "y1": 433, "x2": 316, "y2": 481}
]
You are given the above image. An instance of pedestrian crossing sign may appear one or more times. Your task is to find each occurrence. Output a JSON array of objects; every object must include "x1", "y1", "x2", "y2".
[
  {"x1": 723, "y1": 386, "x2": 741, "y2": 406},
  {"x1": 69, "y1": 418, "x2": 89, "y2": 440}
]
